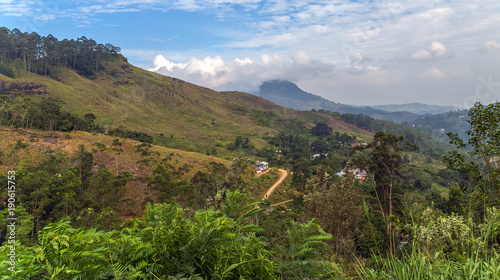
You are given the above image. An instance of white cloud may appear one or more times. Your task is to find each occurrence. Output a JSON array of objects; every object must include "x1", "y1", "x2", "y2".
[
  {"x1": 411, "y1": 50, "x2": 432, "y2": 60},
  {"x1": 234, "y1": 58, "x2": 253, "y2": 65},
  {"x1": 150, "y1": 50, "x2": 333, "y2": 92},
  {"x1": 344, "y1": 65, "x2": 365, "y2": 74},
  {"x1": 342, "y1": 64, "x2": 389, "y2": 84},
  {"x1": 411, "y1": 42, "x2": 447, "y2": 60},
  {"x1": 149, "y1": 48, "x2": 398, "y2": 98},
  {"x1": 422, "y1": 67, "x2": 447, "y2": 79},
  {"x1": 292, "y1": 49, "x2": 310, "y2": 65},
  {"x1": 349, "y1": 52, "x2": 363, "y2": 63},
  {"x1": 430, "y1": 41, "x2": 448, "y2": 57},
  {"x1": 35, "y1": 14, "x2": 55, "y2": 21},
  {"x1": 0, "y1": 0, "x2": 35, "y2": 17},
  {"x1": 150, "y1": 55, "x2": 186, "y2": 72},
  {"x1": 173, "y1": 0, "x2": 201, "y2": 11},
  {"x1": 485, "y1": 39, "x2": 500, "y2": 50}
]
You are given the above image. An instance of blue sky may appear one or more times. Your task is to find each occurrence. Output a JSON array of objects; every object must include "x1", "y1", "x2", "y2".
[{"x1": 1, "y1": 0, "x2": 500, "y2": 107}]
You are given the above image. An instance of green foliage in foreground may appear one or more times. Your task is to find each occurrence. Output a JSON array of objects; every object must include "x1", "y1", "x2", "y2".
[
  {"x1": 355, "y1": 204, "x2": 500, "y2": 280},
  {"x1": 2, "y1": 204, "x2": 499, "y2": 279},
  {"x1": 0, "y1": 190, "x2": 335, "y2": 279},
  {"x1": 357, "y1": 250, "x2": 500, "y2": 280}
]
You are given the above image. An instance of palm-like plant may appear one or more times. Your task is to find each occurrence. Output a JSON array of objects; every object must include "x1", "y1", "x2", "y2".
[
  {"x1": 5, "y1": 217, "x2": 112, "y2": 279},
  {"x1": 274, "y1": 219, "x2": 335, "y2": 279},
  {"x1": 141, "y1": 191, "x2": 277, "y2": 279}
]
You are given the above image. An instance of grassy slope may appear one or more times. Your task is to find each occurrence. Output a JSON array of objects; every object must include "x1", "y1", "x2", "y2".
[
  {"x1": 0, "y1": 128, "x2": 229, "y2": 175},
  {"x1": 0, "y1": 55, "x2": 370, "y2": 155},
  {"x1": 0, "y1": 127, "x2": 231, "y2": 217}
]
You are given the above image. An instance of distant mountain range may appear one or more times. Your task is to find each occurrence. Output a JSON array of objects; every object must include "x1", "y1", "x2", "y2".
[
  {"x1": 256, "y1": 80, "x2": 459, "y2": 122},
  {"x1": 372, "y1": 103, "x2": 459, "y2": 115}
]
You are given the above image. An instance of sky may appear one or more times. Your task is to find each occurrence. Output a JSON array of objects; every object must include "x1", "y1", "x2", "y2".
[{"x1": 1, "y1": 0, "x2": 500, "y2": 107}]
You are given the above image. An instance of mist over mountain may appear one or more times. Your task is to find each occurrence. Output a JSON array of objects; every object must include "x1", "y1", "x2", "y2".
[{"x1": 256, "y1": 80, "x2": 457, "y2": 122}]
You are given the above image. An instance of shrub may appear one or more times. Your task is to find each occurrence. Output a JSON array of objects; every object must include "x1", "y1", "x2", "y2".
[
  {"x1": 92, "y1": 142, "x2": 107, "y2": 151},
  {"x1": 418, "y1": 209, "x2": 471, "y2": 260},
  {"x1": 14, "y1": 140, "x2": 28, "y2": 149}
]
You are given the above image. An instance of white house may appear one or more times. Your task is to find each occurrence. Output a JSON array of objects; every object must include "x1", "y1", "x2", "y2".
[
  {"x1": 312, "y1": 153, "x2": 328, "y2": 160},
  {"x1": 337, "y1": 169, "x2": 367, "y2": 180},
  {"x1": 336, "y1": 171, "x2": 346, "y2": 177},
  {"x1": 255, "y1": 161, "x2": 269, "y2": 173}
]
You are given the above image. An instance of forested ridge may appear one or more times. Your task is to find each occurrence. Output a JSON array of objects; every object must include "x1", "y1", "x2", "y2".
[{"x1": 0, "y1": 27, "x2": 120, "y2": 77}]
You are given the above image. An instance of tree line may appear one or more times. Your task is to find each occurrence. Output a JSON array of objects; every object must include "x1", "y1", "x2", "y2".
[
  {"x1": 0, "y1": 26, "x2": 121, "y2": 77},
  {"x1": 0, "y1": 95, "x2": 153, "y2": 143}
]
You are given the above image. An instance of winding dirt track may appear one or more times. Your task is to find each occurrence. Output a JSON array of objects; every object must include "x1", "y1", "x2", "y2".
[
  {"x1": 262, "y1": 169, "x2": 288, "y2": 200},
  {"x1": 270, "y1": 199, "x2": 294, "y2": 207}
]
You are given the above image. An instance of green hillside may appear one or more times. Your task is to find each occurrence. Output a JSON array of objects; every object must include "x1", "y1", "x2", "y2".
[{"x1": 0, "y1": 56, "x2": 369, "y2": 156}]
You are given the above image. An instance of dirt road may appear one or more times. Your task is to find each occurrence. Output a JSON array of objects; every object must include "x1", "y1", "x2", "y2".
[
  {"x1": 262, "y1": 169, "x2": 288, "y2": 200},
  {"x1": 270, "y1": 199, "x2": 294, "y2": 207}
]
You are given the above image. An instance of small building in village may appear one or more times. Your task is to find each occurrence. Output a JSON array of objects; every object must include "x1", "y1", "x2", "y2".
[
  {"x1": 312, "y1": 153, "x2": 329, "y2": 160},
  {"x1": 336, "y1": 168, "x2": 367, "y2": 180},
  {"x1": 255, "y1": 161, "x2": 269, "y2": 173},
  {"x1": 351, "y1": 143, "x2": 368, "y2": 147},
  {"x1": 336, "y1": 171, "x2": 346, "y2": 177},
  {"x1": 355, "y1": 169, "x2": 368, "y2": 180}
]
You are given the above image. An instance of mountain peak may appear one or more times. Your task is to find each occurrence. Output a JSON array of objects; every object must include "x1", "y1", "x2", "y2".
[
  {"x1": 255, "y1": 80, "x2": 434, "y2": 122},
  {"x1": 258, "y1": 80, "x2": 326, "y2": 103},
  {"x1": 260, "y1": 80, "x2": 300, "y2": 92}
]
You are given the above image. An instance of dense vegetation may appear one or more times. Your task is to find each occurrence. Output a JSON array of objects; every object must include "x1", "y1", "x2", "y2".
[
  {"x1": 0, "y1": 95, "x2": 95, "y2": 131},
  {"x1": 0, "y1": 95, "x2": 154, "y2": 144},
  {"x1": 2, "y1": 103, "x2": 499, "y2": 279},
  {"x1": 337, "y1": 112, "x2": 452, "y2": 158},
  {"x1": 412, "y1": 109, "x2": 469, "y2": 138}
]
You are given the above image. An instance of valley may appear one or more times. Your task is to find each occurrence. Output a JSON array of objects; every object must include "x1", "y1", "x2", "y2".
[{"x1": 0, "y1": 28, "x2": 498, "y2": 279}]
